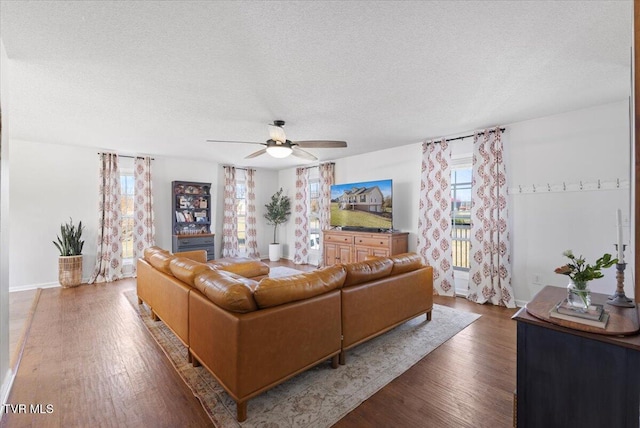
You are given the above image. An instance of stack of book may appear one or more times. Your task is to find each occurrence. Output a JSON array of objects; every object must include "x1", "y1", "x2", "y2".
[{"x1": 549, "y1": 298, "x2": 609, "y2": 328}]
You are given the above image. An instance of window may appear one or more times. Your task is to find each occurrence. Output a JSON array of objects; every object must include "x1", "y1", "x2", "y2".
[
  {"x1": 308, "y1": 167, "x2": 321, "y2": 253},
  {"x1": 236, "y1": 169, "x2": 247, "y2": 255},
  {"x1": 120, "y1": 172, "x2": 135, "y2": 260},
  {"x1": 451, "y1": 167, "x2": 472, "y2": 271}
]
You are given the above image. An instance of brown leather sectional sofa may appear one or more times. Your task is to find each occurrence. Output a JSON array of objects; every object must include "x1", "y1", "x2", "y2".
[{"x1": 137, "y1": 247, "x2": 433, "y2": 422}]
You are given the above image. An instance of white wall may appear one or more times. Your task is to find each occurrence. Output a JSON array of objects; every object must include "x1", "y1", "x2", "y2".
[
  {"x1": 278, "y1": 100, "x2": 632, "y2": 305},
  {"x1": 508, "y1": 101, "x2": 631, "y2": 302},
  {"x1": 1, "y1": 39, "x2": 13, "y2": 403},
  {"x1": 9, "y1": 140, "x2": 99, "y2": 289},
  {"x1": 8, "y1": 141, "x2": 280, "y2": 289}
]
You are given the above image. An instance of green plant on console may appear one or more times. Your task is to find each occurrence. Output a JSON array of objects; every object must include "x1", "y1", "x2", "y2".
[
  {"x1": 53, "y1": 218, "x2": 85, "y2": 256},
  {"x1": 264, "y1": 188, "x2": 291, "y2": 244},
  {"x1": 554, "y1": 250, "x2": 617, "y2": 287}
]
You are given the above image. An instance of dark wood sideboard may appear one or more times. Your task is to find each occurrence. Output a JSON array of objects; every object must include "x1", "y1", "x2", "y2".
[{"x1": 512, "y1": 286, "x2": 640, "y2": 428}]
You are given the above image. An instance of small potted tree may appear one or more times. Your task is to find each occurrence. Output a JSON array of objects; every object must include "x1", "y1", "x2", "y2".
[
  {"x1": 53, "y1": 218, "x2": 85, "y2": 287},
  {"x1": 264, "y1": 188, "x2": 291, "y2": 262}
]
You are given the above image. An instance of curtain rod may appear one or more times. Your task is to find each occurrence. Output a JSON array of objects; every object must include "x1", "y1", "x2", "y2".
[
  {"x1": 299, "y1": 161, "x2": 335, "y2": 171},
  {"x1": 97, "y1": 152, "x2": 155, "y2": 160},
  {"x1": 223, "y1": 165, "x2": 254, "y2": 171},
  {"x1": 226, "y1": 162, "x2": 334, "y2": 171},
  {"x1": 428, "y1": 127, "x2": 506, "y2": 144}
]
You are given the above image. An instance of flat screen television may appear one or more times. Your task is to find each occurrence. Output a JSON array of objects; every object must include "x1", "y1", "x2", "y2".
[{"x1": 330, "y1": 179, "x2": 393, "y2": 231}]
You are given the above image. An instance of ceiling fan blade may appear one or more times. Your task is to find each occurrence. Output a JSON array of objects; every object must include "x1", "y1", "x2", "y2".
[
  {"x1": 268, "y1": 125, "x2": 287, "y2": 143},
  {"x1": 245, "y1": 148, "x2": 267, "y2": 159},
  {"x1": 294, "y1": 140, "x2": 348, "y2": 148},
  {"x1": 291, "y1": 146, "x2": 318, "y2": 161},
  {"x1": 206, "y1": 140, "x2": 265, "y2": 145}
]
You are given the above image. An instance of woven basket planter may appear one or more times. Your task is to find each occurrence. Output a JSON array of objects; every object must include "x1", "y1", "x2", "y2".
[{"x1": 58, "y1": 255, "x2": 83, "y2": 288}]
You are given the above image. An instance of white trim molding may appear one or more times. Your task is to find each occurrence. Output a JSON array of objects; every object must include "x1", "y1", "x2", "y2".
[
  {"x1": 1, "y1": 368, "x2": 14, "y2": 406},
  {"x1": 9, "y1": 282, "x2": 59, "y2": 293}
]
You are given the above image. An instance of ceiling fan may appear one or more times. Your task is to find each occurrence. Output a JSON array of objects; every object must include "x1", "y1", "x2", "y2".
[{"x1": 206, "y1": 120, "x2": 347, "y2": 161}]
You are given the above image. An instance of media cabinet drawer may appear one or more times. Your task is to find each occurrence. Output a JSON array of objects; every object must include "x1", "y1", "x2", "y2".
[
  {"x1": 355, "y1": 236, "x2": 390, "y2": 248},
  {"x1": 176, "y1": 236, "x2": 215, "y2": 247},
  {"x1": 172, "y1": 234, "x2": 216, "y2": 261},
  {"x1": 325, "y1": 234, "x2": 353, "y2": 244}
]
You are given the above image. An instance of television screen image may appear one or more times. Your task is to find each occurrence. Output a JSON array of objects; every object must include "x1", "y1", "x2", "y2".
[{"x1": 330, "y1": 179, "x2": 392, "y2": 231}]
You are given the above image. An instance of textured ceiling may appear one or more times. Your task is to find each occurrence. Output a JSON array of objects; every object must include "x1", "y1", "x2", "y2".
[{"x1": 0, "y1": 1, "x2": 633, "y2": 169}]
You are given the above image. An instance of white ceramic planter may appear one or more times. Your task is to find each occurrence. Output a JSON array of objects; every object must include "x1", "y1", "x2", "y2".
[{"x1": 269, "y1": 244, "x2": 281, "y2": 262}]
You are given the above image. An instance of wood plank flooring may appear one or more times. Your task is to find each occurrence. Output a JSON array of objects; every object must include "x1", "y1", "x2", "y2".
[
  {"x1": 8, "y1": 289, "x2": 38, "y2": 369},
  {"x1": 2, "y1": 261, "x2": 517, "y2": 427}
]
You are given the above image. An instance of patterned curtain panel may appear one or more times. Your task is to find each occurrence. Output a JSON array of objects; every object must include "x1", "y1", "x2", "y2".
[
  {"x1": 131, "y1": 157, "x2": 155, "y2": 276},
  {"x1": 245, "y1": 168, "x2": 260, "y2": 258},
  {"x1": 222, "y1": 165, "x2": 239, "y2": 258},
  {"x1": 467, "y1": 128, "x2": 516, "y2": 308},
  {"x1": 318, "y1": 162, "x2": 335, "y2": 266},
  {"x1": 417, "y1": 140, "x2": 455, "y2": 296},
  {"x1": 89, "y1": 153, "x2": 123, "y2": 283},
  {"x1": 293, "y1": 167, "x2": 310, "y2": 264}
]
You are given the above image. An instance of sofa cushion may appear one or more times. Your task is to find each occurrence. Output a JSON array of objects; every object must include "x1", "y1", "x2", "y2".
[
  {"x1": 147, "y1": 251, "x2": 175, "y2": 276},
  {"x1": 343, "y1": 258, "x2": 394, "y2": 287},
  {"x1": 169, "y1": 257, "x2": 213, "y2": 287},
  {"x1": 194, "y1": 270, "x2": 259, "y2": 313},
  {"x1": 390, "y1": 253, "x2": 425, "y2": 276},
  {"x1": 144, "y1": 246, "x2": 170, "y2": 263},
  {"x1": 174, "y1": 249, "x2": 207, "y2": 263},
  {"x1": 254, "y1": 265, "x2": 346, "y2": 309},
  {"x1": 208, "y1": 257, "x2": 270, "y2": 278}
]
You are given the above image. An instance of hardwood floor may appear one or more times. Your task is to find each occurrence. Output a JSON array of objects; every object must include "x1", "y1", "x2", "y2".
[
  {"x1": 335, "y1": 296, "x2": 518, "y2": 428},
  {"x1": 8, "y1": 289, "x2": 38, "y2": 370},
  {"x1": 2, "y1": 261, "x2": 517, "y2": 427}
]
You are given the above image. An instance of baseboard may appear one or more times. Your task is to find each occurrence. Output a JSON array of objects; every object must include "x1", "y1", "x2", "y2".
[
  {"x1": 1, "y1": 368, "x2": 14, "y2": 406},
  {"x1": 8, "y1": 275, "x2": 103, "y2": 293},
  {"x1": 455, "y1": 288, "x2": 468, "y2": 298},
  {"x1": 455, "y1": 289, "x2": 526, "y2": 308},
  {"x1": 9, "y1": 282, "x2": 59, "y2": 293},
  {"x1": 514, "y1": 299, "x2": 527, "y2": 308}
]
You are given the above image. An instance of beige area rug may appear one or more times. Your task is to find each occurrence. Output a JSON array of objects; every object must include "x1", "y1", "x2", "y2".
[
  {"x1": 125, "y1": 290, "x2": 480, "y2": 427},
  {"x1": 268, "y1": 266, "x2": 308, "y2": 278}
]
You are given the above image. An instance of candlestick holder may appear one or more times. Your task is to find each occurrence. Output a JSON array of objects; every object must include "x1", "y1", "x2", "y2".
[{"x1": 607, "y1": 261, "x2": 635, "y2": 308}]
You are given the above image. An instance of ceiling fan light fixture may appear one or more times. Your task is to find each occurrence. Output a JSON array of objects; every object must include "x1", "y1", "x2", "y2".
[
  {"x1": 266, "y1": 145, "x2": 292, "y2": 158},
  {"x1": 269, "y1": 123, "x2": 287, "y2": 143}
]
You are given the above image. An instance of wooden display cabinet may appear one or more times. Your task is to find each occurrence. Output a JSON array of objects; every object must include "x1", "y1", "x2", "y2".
[
  {"x1": 323, "y1": 229, "x2": 409, "y2": 266},
  {"x1": 171, "y1": 180, "x2": 215, "y2": 260}
]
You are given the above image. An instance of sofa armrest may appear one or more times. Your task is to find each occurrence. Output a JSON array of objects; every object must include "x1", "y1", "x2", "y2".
[{"x1": 137, "y1": 258, "x2": 191, "y2": 346}]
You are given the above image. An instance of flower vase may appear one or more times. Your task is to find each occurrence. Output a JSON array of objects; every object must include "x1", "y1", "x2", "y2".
[{"x1": 567, "y1": 280, "x2": 591, "y2": 311}]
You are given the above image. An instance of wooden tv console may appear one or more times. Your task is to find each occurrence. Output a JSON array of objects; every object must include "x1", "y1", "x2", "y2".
[{"x1": 322, "y1": 229, "x2": 409, "y2": 266}]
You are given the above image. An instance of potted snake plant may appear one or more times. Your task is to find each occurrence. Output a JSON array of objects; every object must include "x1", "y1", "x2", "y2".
[{"x1": 53, "y1": 218, "x2": 85, "y2": 287}]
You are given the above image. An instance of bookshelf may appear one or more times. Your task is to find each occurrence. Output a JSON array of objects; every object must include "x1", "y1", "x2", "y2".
[{"x1": 171, "y1": 180, "x2": 215, "y2": 260}]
